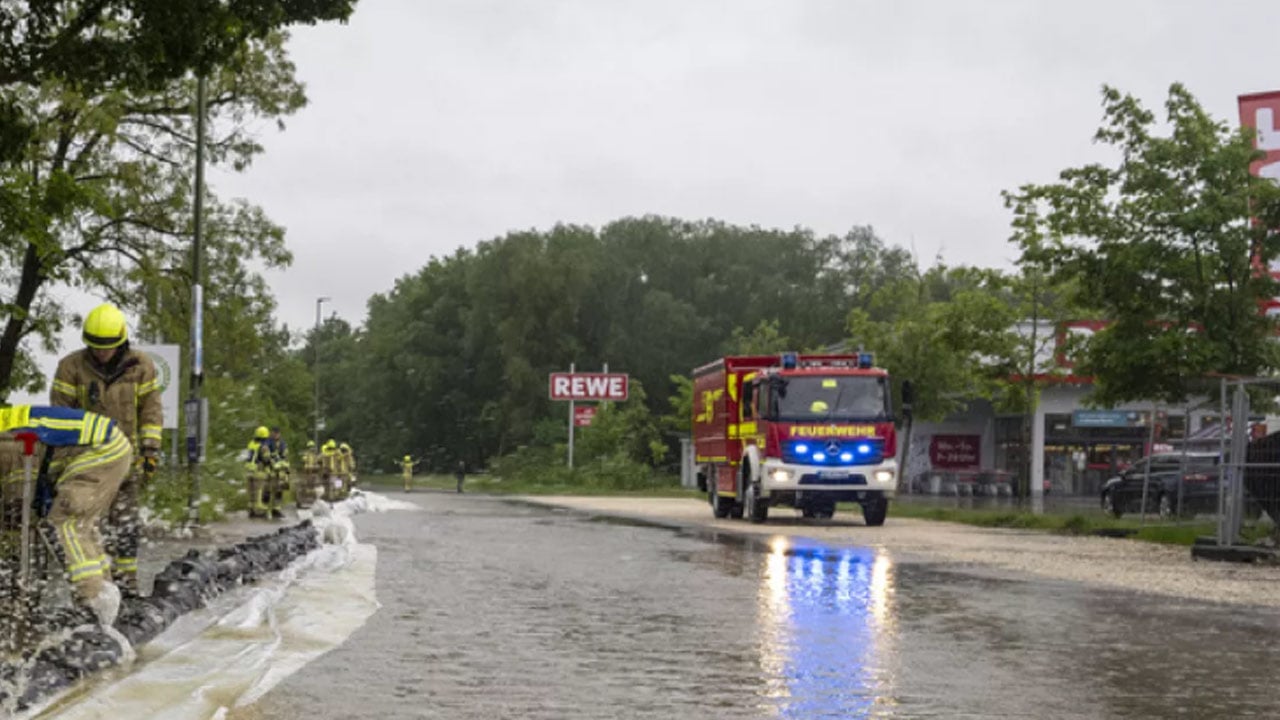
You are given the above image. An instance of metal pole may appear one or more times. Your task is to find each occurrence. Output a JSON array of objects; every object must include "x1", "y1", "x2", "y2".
[
  {"x1": 19, "y1": 452, "x2": 33, "y2": 587},
  {"x1": 1177, "y1": 402, "x2": 1190, "y2": 521},
  {"x1": 1139, "y1": 403, "x2": 1157, "y2": 525},
  {"x1": 186, "y1": 73, "x2": 207, "y2": 527},
  {"x1": 314, "y1": 297, "x2": 329, "y2": 447},
  {"x1": 1218, "y1": 378, "x2": 1229, "y2": 545},
  {"x1": 567, "y1": 362, "x2": 575, "y2": 469},
  {"x1": 1227, "y1": 385, "x2": 1249, "y2": 545}
]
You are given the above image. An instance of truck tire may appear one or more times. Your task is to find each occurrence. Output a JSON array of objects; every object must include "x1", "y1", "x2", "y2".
[
  {"x1": 710, "y1": 480, "x2": 733, "y2": 519},
  {"x1": 861, "y1": 497, "x2": 888, "y2": 526},
  {"x1": 744, "y1": 482, "x2": 769, "y2": 524}
]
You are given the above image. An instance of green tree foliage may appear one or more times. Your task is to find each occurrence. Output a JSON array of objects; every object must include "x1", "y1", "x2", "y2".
[
  {"x1": 319, "y1": 217, "x2": 918, "y2": 469},
  {"x1": 725, "y1": 319, "x2": 792, "y2": 355},
  {"x1": 0, "y1": 0, "x2": 356, "y2": 108},
  {"x1": 847, "y1": 263, "x2": 1020, "y2": 421},
  {"x1": 1005, "y1": 84, "x2": 1280, "y2": 404},
  {"x1": 0, "y1": 31, "x2": 305, "y2": 397}
]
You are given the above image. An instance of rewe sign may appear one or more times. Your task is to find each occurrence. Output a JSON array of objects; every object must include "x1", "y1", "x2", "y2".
[{"x1": 549, "y1": 372, "x2": 629, "y2": 401}]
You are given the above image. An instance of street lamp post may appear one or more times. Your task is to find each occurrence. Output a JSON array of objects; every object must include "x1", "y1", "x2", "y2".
[
  {"x1": 314, "y1": 296, "x2": 330, "y2": 447},
  {"x1": 186, "y1": 73, "x2": 208, "y2": 528}
]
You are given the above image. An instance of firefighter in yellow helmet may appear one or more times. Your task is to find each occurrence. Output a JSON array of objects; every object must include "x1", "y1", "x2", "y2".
[
  {"x1": 401, "y1": 454, "x2": 417, "y2": 492},
  {"x1": 298, "y1": 440, "x2": 320, "y2": 508},
  {"x1": 320, "y1": 439, "x2": 340, "y2": 502},
  {"x1": 337, "y1": 442, "x2": 356, "y2": 499},
  {"x1": 49, "y1": 302, "x2": 162, "y2": 598},
  {"x1": 245, "y1": 425, "x2": 274, "y2": 518}
]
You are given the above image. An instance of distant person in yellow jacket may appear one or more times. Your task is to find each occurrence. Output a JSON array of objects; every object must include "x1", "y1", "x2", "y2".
[{"x1": 401, "y1": 455, "x2": 418, "y2": 492}]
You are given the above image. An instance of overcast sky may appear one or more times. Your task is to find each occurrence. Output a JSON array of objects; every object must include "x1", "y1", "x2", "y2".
[{"x1": 15, "y1": 0, "x2": 1280, "y2": 402}]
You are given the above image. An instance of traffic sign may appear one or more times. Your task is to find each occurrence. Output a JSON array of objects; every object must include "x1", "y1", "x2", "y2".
[{"x1": 574, "y1": 406, "x2": 597, "y2": 427}]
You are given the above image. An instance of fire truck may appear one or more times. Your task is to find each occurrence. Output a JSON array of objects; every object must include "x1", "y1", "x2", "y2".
[{"x1": 692, "y1": 352, "x2": 910, "y2": 525}]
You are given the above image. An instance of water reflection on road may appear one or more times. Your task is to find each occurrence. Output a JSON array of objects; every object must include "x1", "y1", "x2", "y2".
[{"x1": 754, "y1": 538, "x2": 897, "y2": 718}]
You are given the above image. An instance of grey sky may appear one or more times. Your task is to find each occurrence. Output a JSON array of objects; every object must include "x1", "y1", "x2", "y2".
[
  {"x1": 222, "y1": 0, "x2": 1278, "y2": 334},
  {"x1": 15, "y1": 0, "x2": 1280, "y2": 402}
]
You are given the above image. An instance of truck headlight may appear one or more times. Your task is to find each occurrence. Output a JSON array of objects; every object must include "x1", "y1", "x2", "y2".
[
  {"x1": 873, "y1": 470, "x2": 894, "y2": 484},
  {"x1": 770, "y1": 469, "x2": 793, "y2": 484}
]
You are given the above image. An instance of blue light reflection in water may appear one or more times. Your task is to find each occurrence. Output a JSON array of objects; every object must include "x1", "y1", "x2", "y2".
[{"x1": 755, "y1": 537, "x2": 899, "y2": 718}]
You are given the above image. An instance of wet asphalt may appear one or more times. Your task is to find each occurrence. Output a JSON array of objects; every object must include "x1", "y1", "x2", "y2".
[{"x1": 234, "y1": 491, "x2": 1280, "y2": 720}]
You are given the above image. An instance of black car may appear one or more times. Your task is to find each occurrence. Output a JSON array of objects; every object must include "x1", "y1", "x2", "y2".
[{"x1": 1100, "y1": 453, "x2": 1223, "y2": 519}]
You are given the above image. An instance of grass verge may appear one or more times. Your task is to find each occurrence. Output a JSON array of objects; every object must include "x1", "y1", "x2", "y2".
[{"x1": 886, "y1": 501, "x2": 1273, "y2": 546}]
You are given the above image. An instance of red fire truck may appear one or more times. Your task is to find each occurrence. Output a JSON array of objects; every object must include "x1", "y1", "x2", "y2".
[{"x1": 692, "y1": 352, "x2": 910, "y2": 525}]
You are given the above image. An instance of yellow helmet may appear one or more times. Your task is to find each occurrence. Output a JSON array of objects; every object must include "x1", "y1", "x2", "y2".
[
  {"x1": 340, "y1": 443, "x2": 351, "y2": 452},
  {"x1": 83, "y1": 303, "x2": 128, "y2": 349},
  {"x1": 254, "y1": 425, "x2": 270, "y2": 439},
  {"x1": 307, "y1": 440, "x2": 316, "y2": 448},
  {"x1": 403, "y1": 455, "x2": 411, "y2": 461}
]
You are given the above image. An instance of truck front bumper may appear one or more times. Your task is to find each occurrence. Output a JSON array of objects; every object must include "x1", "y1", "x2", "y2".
[{"x1": 759, "y1": 460, "x2": 897, "y2": 503}]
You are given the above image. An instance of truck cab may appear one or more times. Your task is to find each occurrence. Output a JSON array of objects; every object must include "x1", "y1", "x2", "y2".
[{"x1": 693, "y1": 353, "x2": 905, "y2": 525}]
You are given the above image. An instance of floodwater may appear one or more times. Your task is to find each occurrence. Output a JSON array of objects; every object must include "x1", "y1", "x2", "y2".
[{"x1": 222, "y1": 492, "x2": 1280, "y2": 720}]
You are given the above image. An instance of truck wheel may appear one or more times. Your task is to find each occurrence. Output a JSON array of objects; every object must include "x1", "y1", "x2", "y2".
[
  {"x1": 710, "y1": 482, "x2": 732, "y2": 519},
  {"x1": 744, "y1": 483, "x2": 769, "y2": 524},
  {"x1": 861, "y1": 497, "x2": 888, "y2": 526},
  {"x1": 813, "y1": 501, "x2": 835, "y2": 520}
]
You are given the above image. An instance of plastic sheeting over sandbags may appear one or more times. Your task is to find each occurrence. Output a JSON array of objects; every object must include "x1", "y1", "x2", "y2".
[{"x1": 1, "y1": 520, "x2": 320, "y2": 713}]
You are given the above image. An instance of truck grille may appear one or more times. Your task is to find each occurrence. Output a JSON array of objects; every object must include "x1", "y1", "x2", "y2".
[{"x1": 798, "y1": 474, "x2": 868, "y2": 486}]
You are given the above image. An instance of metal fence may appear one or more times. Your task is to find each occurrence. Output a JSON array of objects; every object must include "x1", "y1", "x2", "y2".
[{"x1": 1219, "y1": 377, "x2": 1280, "y2": 547}]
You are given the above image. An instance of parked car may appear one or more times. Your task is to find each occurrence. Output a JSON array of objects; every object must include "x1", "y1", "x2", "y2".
[{"x1": 1100, "y1": 453, "x2": 1224, "y2": 519}]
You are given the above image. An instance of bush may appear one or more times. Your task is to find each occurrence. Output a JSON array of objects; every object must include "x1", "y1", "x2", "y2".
[
  {"x1": 490, "y1": 444, "x2": 677, "y2": 492},
  {"x1": 143, "y1": 455, "x2": 250, "y2": 526}
]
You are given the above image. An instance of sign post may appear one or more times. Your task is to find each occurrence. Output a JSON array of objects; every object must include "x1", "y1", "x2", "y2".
[
  {"x1": 549, "y1": 365, "x2": 630, "y2": 469},
  {"x1": 567, "y1": 363, "x2": 575, "y2": 469}
]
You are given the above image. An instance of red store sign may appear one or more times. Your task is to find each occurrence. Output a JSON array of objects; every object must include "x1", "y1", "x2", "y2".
[{"x1": 929, "y1": 434, "x2": 981, "y2": 469}]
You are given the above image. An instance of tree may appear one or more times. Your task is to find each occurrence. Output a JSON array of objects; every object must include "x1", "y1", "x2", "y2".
[
  {"x1": 1004, "y1": 84, "x2": 1280, "y2": 405},
  {"x1": 0, "y1": 1, "x2": 356, "y2": 99},
  {"x1": 847, "y1": 264, "x2": 1019, "y2": 422},
  {"x1": 0, "y1": 31, "x2": 302, "y2": 397}
]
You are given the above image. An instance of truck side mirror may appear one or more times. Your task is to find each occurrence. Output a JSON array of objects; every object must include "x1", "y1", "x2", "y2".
[
  {"x1": 901, "y1": 380, "x2": 915, "y2": 414},
  {"x1": 742, "y1": 382, "x2": 755, "y2": 419}
]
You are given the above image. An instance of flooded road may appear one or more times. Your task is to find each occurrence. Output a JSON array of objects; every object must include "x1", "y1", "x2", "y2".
[{"x1": 233, "y1": 492, "x2": 1280, "y2": 719}]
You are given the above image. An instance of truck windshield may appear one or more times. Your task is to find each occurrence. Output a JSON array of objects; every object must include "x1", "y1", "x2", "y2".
[{"x1": 772, "y1": 375, "x2": 889, "y2": 422}]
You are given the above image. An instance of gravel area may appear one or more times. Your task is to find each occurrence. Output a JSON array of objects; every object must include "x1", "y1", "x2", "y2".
[{"x1": 519, "y1": 496, "x2": 1280, "y2": 608}]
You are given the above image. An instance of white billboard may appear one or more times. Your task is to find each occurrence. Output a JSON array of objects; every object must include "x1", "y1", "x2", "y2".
[{"x1": 135, "y1": 344, "x2": 180, "y2": 429}]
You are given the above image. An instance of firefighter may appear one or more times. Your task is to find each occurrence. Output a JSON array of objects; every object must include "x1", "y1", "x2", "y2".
[
  {"x1": 50, "y1": 302, "x2": 162, "y2": 598},
  {"x1": 0, "y1": 405, "x2": 133, "y2": 626},
  {"x1": 401, "y1": 455, "x2": 417, "y2": 492},
  {"x1": 245, "y1": 426, "x2": 274, "y2": 518},
  {"x1": 299, "y1": 440, "x2": 320, "y2": 508},
  {"x1": 321, "y1": 439, "x2": 340, "y2": 502},
  {"x1": 337, "y1": 442, "x2": 356, "y2": 499},
  {"x1": 266, "y1": 426, "x2": 290, "y2": 517}
]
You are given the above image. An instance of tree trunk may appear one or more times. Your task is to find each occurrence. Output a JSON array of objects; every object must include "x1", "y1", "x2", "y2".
[{"x1": 0, "y1": 242, "x2": 47, "y2": 399}]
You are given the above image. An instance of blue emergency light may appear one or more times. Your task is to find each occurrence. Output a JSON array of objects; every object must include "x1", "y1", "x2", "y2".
[
  {"x1": 781, "y1": 352, "x2": 799, "y2": 369},
  {"x1": 857, "y1": 352, "x2": 874, "y2": 368}
]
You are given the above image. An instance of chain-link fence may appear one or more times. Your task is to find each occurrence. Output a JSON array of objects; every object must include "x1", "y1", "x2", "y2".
[{"x1": 1218, "y1": 377, "x2": 1280, "y2": 547}]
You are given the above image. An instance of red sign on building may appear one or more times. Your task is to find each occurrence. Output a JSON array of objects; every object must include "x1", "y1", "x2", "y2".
[
  {"x1": 929, "y1": 434, "x2": 981, "y2": 469},
  {"x1": 1240, "y1": 91, "x2": 1280, "y2": 315},
  {"x1": 573, "y1": 405, "x2": 597, "y2": 427},
  {"x1": 549, "y1": 372, "x2": 629, "y2": 401}
]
